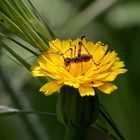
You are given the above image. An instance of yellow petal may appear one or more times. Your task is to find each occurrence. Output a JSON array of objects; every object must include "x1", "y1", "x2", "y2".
[
  {"x1": 91, "y1": 81, "x2": 104, "y2": 87},
  {"x1": 91, "y1": 42, "x2": 108, "y2": 62},
  {"x1": 64, "y1": 81, "x2": 79, "y2": 88},
  {"x1": 100, "y1": 69, "x2": 127, "y2": 82},
  {"x1": 99, "y1": 73, "x2": 117, "y2": 81},
  {"x1": 39, "y1": 80, "x2": 63, "y2": 95},
  {"x1": 98, "y1": 83, "x2": 117, "y2": 94},
  {"x1": 31, "y1": 66, "x2": 45, "y2": 76},
  {"x1": 78, "y1": 86, "x2": 95, "y2": 97},
  {"x1": 101, "y1": 51, "x2": 116, "y2": 65},
  {"x1": 112, "y1": 61, "x2": 125, "y2": 69},
  {"x1": 112, "y1": 68, "x2": 127, "y2": 74},
  {"x1": 94, "y1": 73, "x2": 110, "y2": 79}
]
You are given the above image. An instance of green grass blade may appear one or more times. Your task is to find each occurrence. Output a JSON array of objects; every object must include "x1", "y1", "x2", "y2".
[
  {"x1": 99, "y1": 103, "x2": 124, "y2": 140},
  {"x1": 0, "y1": 34, "x2": 39, "y2": 56},
  {"x1": 92, "y1": 120, "x2": 118, "y2": 140},
  {"x1": 0, "y1": 41, "x2": 31, "y2": 70},
  {"x1": 0, "y1": 0, "x2": 50, "y2": 51},
  {"x1": 0, "y1": 105, "x2": 19, "y2": 117},
  {"x1": 0, "y1": 105, "x2": 56, "y2": 117},
  {"x1": 0, "y1": 12, "x2": 31, "y2": 43},
  {"x1": 1, "y1": 51, "x2": 22, "y2": 66},
  {"x1": 10, "y1": 0, "x2": 54, "y2": 41},
  {"x1": 27, "y1": 0, "x2": 55, "y2": 39}
]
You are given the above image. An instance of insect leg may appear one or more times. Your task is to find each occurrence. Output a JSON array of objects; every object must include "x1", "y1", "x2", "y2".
[
  {"x1": 70, "y1": 41, "x2": 76, "y2": 57},
  {"x1": 78, "y1": 41, "x2": 100, "y2": 66},
  {"x1": 78, "y1": 42, "x2": 82, "y2": 57},
  {"x1": 81, "y1": 61, "x2": 85, "y2": 75},
  {"x1": 61, "y1": 47, "x2": 73, "y2": 56}
]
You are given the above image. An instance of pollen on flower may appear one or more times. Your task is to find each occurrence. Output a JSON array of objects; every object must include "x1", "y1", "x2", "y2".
[{"x1": 32, "y1": 37, "x2": 127, "y2": 96}]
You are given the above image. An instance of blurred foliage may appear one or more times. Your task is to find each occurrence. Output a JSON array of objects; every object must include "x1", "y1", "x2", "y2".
[{"x1": 0, "y1": 0, "x2": 140, "y2": 140}]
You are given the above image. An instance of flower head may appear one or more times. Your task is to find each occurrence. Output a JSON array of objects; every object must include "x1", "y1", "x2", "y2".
[{"x1": 32, "y1": 37, "x2": 127, "y2": 97}]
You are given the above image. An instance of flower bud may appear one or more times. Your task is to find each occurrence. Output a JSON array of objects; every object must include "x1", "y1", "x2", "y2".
[{"x1": 56, "y1": 85, "x2": 99, "y2": 128}]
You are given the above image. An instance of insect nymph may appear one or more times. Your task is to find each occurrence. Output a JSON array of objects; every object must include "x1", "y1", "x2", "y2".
[
  {"x1": 49, "y1": 36, "x2": 99, "y2": 70},
  {"x1": 64, "y1": 40, "x2": 97, "y2": 67}
]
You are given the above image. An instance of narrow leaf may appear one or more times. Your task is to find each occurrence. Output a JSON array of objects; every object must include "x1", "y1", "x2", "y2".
[
  {"x1": 0, "y1": 11, "x2": 30, "y2": 42},
  {"x1": 10, "y1": 0, "x2": 54, "y2": 40},
  {"x1": 99, "y1": 103, "x2": 124, "y2": 140},
  {"x1": 92, "y1": 120, "x2": 118, "y2": 140},
  {"x1": 0, "y1": 34, "x2": 39, "y2": 56},
  {"x1": 0, "y1": 1, "x2": 49, "y2": 51},
  {"x1": 0, "y1": 105, "x2": 19, "y2": 117},
  {"x1": 0, "y1": 105, "x2": 56, "y2": 117},
  {"x1": 0, "y1": 41, "x2": 31, "y2": 70}
]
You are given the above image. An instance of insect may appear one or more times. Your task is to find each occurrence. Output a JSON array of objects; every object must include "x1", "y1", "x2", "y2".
[
  {"x1": 64, "y1": 36, "x2": 101, "y2": 68},
  {"x1": 49, "y1": 36, "x2": 98, "y2": 67}
]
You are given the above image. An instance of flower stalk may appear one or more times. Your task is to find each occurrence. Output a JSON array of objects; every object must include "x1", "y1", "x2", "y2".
[{"x1": 64, "y1": 126, "x2": 88, "y2": 140}]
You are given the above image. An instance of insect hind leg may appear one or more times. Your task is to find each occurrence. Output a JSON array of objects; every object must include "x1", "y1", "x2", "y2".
[{"x1": 78, "y1": 41, "x2": 100, "y2": 66}]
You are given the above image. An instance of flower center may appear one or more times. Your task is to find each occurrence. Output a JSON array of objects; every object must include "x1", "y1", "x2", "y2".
[{"x1": 61, "y1": 42, "x2": 97, "y2": 75}]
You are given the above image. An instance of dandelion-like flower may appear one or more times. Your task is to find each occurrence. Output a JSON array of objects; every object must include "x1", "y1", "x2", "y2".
[{"x1": 32, "y1": 37, "x2": 127, "y2": 96}]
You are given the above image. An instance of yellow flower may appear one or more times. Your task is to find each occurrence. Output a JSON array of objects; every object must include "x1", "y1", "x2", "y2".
[{"x1": 32, "y1": 37, "x2": 127, "y2": 97}]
